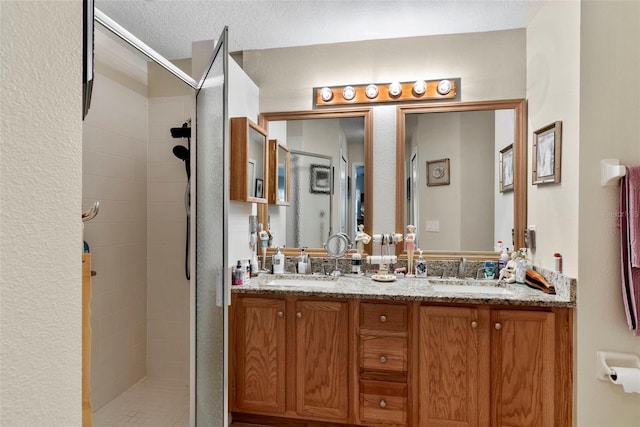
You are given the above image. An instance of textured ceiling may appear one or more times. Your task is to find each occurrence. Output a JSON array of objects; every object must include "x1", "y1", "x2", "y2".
[{"x1": 95, "y1": 0, "x2": 528, "y2": 60}]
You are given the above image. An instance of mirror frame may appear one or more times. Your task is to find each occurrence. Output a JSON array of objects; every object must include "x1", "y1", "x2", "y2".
[
  {"x1": 395, "y1": 99, "x2": 527, "y2": 259},
  {"x1": 258, "y1": 108, "x2": 374, "y2": 256},
  {"x1": 269, "y1": 139, "x2": 291, "y2": 206}
]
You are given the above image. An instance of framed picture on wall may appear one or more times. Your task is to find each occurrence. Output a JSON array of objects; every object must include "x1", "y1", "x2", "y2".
[
  {"x1": 310, "y1": 164, "x2": 331, "y2": 194},
  {"x1": 532, "y1": 121, "x2": 562, "y2": 185},
  {"x1": 499, "y1": 144, "x2": 514, "y2": 192},
  {"x1": 426, "y1": 158, "x2": 450, "y2": 186}
]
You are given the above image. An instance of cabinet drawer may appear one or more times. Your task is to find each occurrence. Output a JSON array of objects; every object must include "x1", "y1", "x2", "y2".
[
  {"x1": 360, "y1": 380, "x2": 407, "y2": 425},
  {"x1": 361, "y1": 336, "x2": 407, "y2": 372},
  {"x1": 360, "y1": 303, "x2": 407, "y2": 332}
]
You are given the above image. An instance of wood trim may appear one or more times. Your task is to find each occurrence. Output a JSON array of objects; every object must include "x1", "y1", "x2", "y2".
[
  {"x1": 230, "y1": 117, "x2": 269, "y2": 203},
  {"x1": 394, "y1": 99, "x2": 528, "y2": 255},
  {"x1": 259, "y1": 108, "x2": 374, "y2": 254},
  {"x1": 82, "y1": 254, "x2": 92, "y2": 427},
  {"x1": 553, "y1": 308, "x2": 573, "y2": 427}
]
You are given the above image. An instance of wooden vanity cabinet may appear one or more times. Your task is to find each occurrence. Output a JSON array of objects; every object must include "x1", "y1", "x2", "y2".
[
  {"x1": 231, "y1": 294, "x2": 351, "y2": 424},
  {"x1": 232, "y1": 296, "x2": 286, "y2": 415},
  {"x1": 416, "y1": 305, "x2": 571, "y2": 427},
  {"x1": 358, "y1": 302, "x2": 410, "y2": 426},
  {"x1": 231, "y1": 293, "x2": 572, "y2": 427}
]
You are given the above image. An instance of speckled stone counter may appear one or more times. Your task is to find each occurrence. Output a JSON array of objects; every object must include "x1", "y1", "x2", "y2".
[{"x1": 232, "y1": 266, "x2": 576, "y2": 308}]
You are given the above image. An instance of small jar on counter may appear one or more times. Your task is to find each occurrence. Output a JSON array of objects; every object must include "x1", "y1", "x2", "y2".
[{"x1": 554, "y1": 253, "x2": 563, "y2": 273}]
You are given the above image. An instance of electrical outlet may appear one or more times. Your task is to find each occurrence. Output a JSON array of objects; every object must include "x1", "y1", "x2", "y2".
[{"x1": 525, "y1": 225, "x2": 536, "y2": 250}]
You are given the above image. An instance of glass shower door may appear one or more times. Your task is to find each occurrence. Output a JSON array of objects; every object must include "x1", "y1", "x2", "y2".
[{"x1": 194, "y1": 27, "x2": 228, "y2": 426}]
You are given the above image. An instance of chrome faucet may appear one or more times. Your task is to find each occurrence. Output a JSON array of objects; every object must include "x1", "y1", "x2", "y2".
[{"x1": 457, "y1": 257, "x2": 467, "y2": 279}]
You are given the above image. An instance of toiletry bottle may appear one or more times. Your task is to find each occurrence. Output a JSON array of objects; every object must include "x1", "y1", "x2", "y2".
[
  {"x1": 415, "y1": 250, "x2": 427, "y2": 277},
  {"x1": 498, "y1": 246, "x2": 509, "y2": 274},
  {"x1": 233, "y1": 260, "x2": 244, "y2": 286},
  {"x1": 297, "y1": 248, "x2": 307, "y2": 274},
  {"x1": 244, "y1": 259, "x2": 251, "y2": 282},
  {"x1": 272, "y1": 247, "x2": 285, "y2": 274},
  {"x1": 554, "y1": 253, "x2": 563, "y2": 273},
  {"x1": 250, "y1": 251, "x2": 259, "y2": 277},
  {"x1": 351, "y1": 252, "x2": 362, "y2": 275},
  {"x1": 515, "y1": 249, "x2": 528, "y2": 284}
]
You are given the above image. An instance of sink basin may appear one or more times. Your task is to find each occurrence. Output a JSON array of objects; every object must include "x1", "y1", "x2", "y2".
[
  {"x1": 431, "y1": 284, "x2": 512, "y2": 295},
  {"x1": 266, "y1": 278, "x2": 336, "y2": 288}
]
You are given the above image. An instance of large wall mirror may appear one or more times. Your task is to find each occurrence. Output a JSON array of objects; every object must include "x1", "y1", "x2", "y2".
[
  {"x1": 395, "y1": 99, "x2": 527, "y2": 258},
  {"x1": 259, "y1": 108, "x2": 373, "y2": 255}
]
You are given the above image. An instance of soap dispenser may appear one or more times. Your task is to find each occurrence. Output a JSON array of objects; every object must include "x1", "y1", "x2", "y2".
[
  {"x1": 415, "y1": 249, "x2": 427, "y2": 278},
  {"x1": 297, "y1": 248, "x2": 308, "y2": 274},
  {"x1": 272, "y1": 247, "x2": 285, "y2": 274}
]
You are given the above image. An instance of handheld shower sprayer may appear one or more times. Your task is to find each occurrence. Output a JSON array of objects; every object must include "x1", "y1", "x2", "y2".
[{"x1": 170, "y1": 120, "x2": 192, "y2": 280}]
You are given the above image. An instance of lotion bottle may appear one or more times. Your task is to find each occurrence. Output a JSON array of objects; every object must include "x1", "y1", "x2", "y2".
[
  {"x1": 272, "y1": 247, "x2": 285, "y2": 274},
  {"x1": 415, "y1": 250, "x2": 427, "y2": 278}
]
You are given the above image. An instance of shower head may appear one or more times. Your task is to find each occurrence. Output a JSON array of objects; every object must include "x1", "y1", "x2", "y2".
[
  {"x1": 171, "y1": 122, "x2": 191, "y2": 139},
  {"x1": 172, "y1": 145, "x2": 191, "y2": 180},
  {"x1": 172, "y1": 145, "x2": 189, "y2": 161}
]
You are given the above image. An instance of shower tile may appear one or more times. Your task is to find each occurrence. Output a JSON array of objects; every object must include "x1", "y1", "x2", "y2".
[
  {"x1": 147, "y1": 220, "x2": 184, "y2": 243},
  {"x1": 117, "y1": 157, "x2": 136, "y2": 181},
  {"x1": 147, "y1": 201, "x2": 185, "y2": 221},
  {"x1": 148, "y1": 161, "x2": 186, "y2": 183},
  {"x1": 147, "y1": 181, "x2": 186, "y2": 203}
]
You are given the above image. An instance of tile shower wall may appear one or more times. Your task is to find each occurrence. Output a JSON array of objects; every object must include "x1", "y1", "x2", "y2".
[
  {"x1": 83, "y1": 68, "x2": 149, "y2": 410},
  {"x1": 147, "y1": 95, "x2": 194, "y2": 384}
]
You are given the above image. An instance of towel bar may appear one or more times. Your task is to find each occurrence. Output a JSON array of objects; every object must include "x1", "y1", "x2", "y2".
[{"x1": 601, "y1": 159, "x2": 626, "y2": 187}]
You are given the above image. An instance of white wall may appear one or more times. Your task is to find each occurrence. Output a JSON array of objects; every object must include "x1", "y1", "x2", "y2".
[
  {"x1": 83, "y1": 30, "x2": 150, "y2": 409},
  {"x1": 576, "y1": 1, "x2": 640, "y2": 426},
  {"x1": 0, "y1": 2, "x2": 82, "y2": 425},
  {"x1": 228, "y1": 59, "x2": 260, "y2": 268},
  {"x1": 526, "y1": 1, "x2": 581, "y2": 276}
]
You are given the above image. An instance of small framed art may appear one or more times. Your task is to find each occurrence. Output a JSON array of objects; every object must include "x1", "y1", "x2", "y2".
[
  {"x1": 532, "y1": 121, "x2": 562, "y2": 185},
  {"x1": 426, "y1": 158, "x2": 450, "y2": 186},
  {"x1": 499, "y1": 144, "x2": 514, "y2": 192}
]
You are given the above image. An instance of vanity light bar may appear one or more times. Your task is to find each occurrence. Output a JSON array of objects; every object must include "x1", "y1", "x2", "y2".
[{"x1": 314, "y1": 79, "x2": 458, "y2": 107}]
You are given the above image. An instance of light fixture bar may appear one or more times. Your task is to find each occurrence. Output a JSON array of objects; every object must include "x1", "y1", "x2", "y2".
[{"x1": 314, "y1": 79, "x2": 458, "y2": 107}]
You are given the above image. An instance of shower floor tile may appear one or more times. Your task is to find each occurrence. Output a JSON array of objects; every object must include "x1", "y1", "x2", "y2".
[{"x1": 94, "y1": 377, "x2": 189, "y2": 427}]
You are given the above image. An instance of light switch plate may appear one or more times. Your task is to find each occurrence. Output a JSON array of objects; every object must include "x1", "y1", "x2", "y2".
[{"x1": 426, "y1": 220, "x2": 440, "y2": 232}]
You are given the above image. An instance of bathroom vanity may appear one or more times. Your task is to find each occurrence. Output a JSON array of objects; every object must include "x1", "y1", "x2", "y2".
[{"x1": 229, "y1": 274, "x2": 574, "y2": 427}]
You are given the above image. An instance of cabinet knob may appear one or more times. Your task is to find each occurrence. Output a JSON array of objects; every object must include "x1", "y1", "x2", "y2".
[
  {"x1": 296, "y1": 312, "x2": 303, "y2": 319},
  {"x1": 379, "y1": 315, "x2": 387, "y2": 323},
  {"x1": 494, "y1": 322, "x2": 502, "y2": 330},
  {"x1": 379, "y1": 356, "x2": 387, "y2": 364},
  {"x1": 471, "y1": 321, "x2": 478, "y2": 329},
  {"x1": 379, "y1": 399, "x2": 387, "y2": 408},
  {"x1": 277, "y1": 311, "x2": 284, "y2": 318}
]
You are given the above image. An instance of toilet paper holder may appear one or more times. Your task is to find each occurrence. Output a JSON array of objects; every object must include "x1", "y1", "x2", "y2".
[{"x1": 595, "y1": 351, "x2": 640, "y2": 382}]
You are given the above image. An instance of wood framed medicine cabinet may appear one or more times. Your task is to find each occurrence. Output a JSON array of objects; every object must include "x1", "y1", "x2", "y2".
[
  {"x1": 230, "y1": 117, "x2": 269, "y2": 203},
  {"x1": 268, "y1": 139, "x2": 290, "y2": 206}
]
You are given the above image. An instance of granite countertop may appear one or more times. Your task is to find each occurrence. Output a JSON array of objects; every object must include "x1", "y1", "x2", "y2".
[{"x1": 232, "y1": 269, "x2": 576, "y2": 308}]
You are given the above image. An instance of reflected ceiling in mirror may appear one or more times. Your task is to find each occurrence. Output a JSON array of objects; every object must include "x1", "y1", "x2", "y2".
[
  {"x1": 395, "y1": 99, "x2": 527, "y2": 258},
  {"x1": 259, "y1": 109, "x2": 373, "y2": 253}
]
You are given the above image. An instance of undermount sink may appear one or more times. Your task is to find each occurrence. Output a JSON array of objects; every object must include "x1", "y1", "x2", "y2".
[
  {"x1": 266, "y1": 278, "x2": 337, "y2": 288},
  {"x1": 431, "y1": 284, "x2": 512, "y2": 295}
]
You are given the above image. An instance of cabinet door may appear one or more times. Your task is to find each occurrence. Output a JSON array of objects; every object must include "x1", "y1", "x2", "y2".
[
  {"x1": 234, "y1": 296, "x2": 286, "y2": 414},
  {"x1": 295, "y1": 300, "x2": 349, "y2": 421},
  {"x1": 419, "y1": 306, "x2": 482, "y2": 427},
  {"x1": 491, "y1": 310, "x2": 555, "y2": 427}
]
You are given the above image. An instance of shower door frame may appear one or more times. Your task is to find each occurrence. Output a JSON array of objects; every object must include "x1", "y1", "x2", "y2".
[{"x1": 94, "y1": 9, "x2": 230, "y2": 426}]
